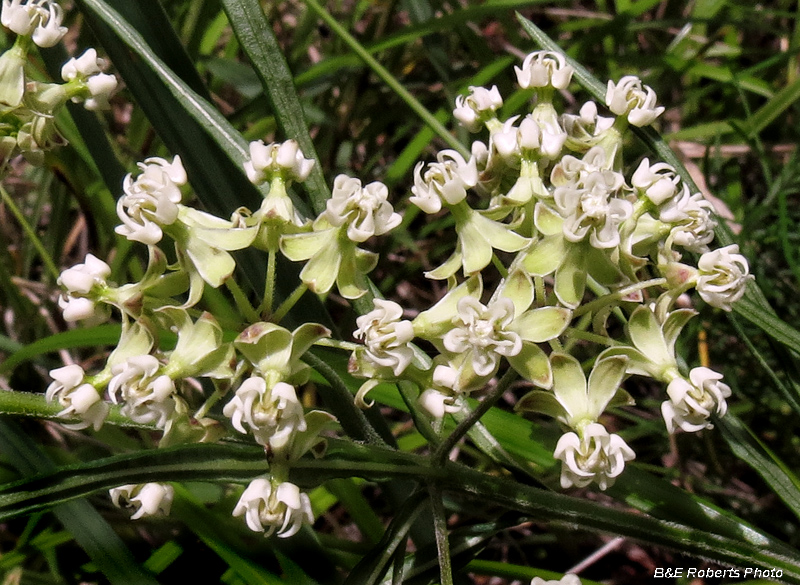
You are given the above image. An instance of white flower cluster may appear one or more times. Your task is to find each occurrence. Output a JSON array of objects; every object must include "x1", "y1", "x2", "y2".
[
  {"x1": 60, "y1": 48, "x2": 117, "y2": 111},
  {"x1": 232, "y1": 476, "x2": 313, "y2": 538},
  {"x1": 345, "y1": 49, "x2": 751, "y2": 493},
  {"x1": 1, "y1": 0, "x2": 66, "y2": 47},
  {"x1": 0, "y1": 1, "x2": 117, "y2": 165},
  {"x1": 115, "y1": 156, "x2": 187, "y2": 245},
  {"x1": 46, "y1": 40, "x2": 753, "y2": 549}
]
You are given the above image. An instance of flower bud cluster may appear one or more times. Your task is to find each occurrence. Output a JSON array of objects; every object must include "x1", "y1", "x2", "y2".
[{"x1": 0, "y1": 3, "x2": 117, "y2": 167}]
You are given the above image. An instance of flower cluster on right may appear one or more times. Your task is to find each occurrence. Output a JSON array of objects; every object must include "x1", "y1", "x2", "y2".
[{"x1": 352, "y1": 51, "x2": 752, "y2": 491}]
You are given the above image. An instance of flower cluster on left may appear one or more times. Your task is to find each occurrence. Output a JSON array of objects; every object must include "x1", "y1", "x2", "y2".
[{"x1": 0, "y1": 0, "x2": 116, "y2": 167}]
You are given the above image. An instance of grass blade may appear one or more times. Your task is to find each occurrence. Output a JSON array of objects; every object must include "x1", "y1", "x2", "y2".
[
  {"x1": 302, "y1": 0, "x2": 468, "y2": 157},
  {"x1": 717, "y1": 415, "x2": 800, "y2": 522},
  {"x1": 0, "y1": 418, "x2": 161, "y2": 585}
]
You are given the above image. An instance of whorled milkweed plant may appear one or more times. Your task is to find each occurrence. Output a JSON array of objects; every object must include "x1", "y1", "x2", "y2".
[{"x1": 0, "y1": 1, "x2": 798, "y2": 584}]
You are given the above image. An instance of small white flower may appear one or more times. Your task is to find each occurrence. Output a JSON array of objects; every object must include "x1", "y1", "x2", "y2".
[
  {"x1": 244, "y1": 139, "x2": 314, "y2": 185},
  {"x1": 661, "y1": 367, "x2": 731, "y2": 433},
  {"x1": 45, "y1": 364, "x2": 109, "y2": 431},
  {"x1": 561, "y1": 101, "x2": 614, "y2": 141},
  {"x1": 61, "y1": 48, "x2": 104, "y2": 81},
  {"x1": 83, "y1": 73, "x2": 117, "y2": 110},
  {"x1": 233, "y1": 477, "x2": 313, "y2": 538},
  {"x1": 442, "y1": 297, "x2": 522, "y2": 377},
  {"x1": 696, "y1": 245, "x2": 751, "y2": 311},
  {"x1": 453, "y1": 85, "x2": 503, "y2": 132},
  {"x1": 354, "y1": 298, "x2": 414, "y2": 375},
  {"x1": 554, "y1": 170, "x2": 631, "y2": 249},
  {"x1": 56, "y1": 253, "x2": 111, "y2": 322},
  {"x1": 417, "y1": 387, "x2": 461, "y2": 418},
  {"x1": 1, "y1": 0, "x2": 67, "y2": 47},
  {"x1": 110, "y1": 483, "x2": 174, "y2": 519},
  {"x1": 410, "y1": 150, "x2": 478, "y2": 213},
  {"x1": 58, "y1": 253, "x2": 110, "y2": 294},
  {"x1": 223, "y1": 378, "x2": 307, "y2": 451},
  {"x1": 115, "y1": 156, "x2": 186, "y2": 245},
  {"x1": 108, "y1": 355, "x2": 176, "y2": 428},
  {"x1": 515, "y1": 51, "x2": 574, "y2": 90},
  {"x1": 321, "y1": 174, "x2": 401, "y2": 242},
  {"x1": 605, "y1": 76, "x2": 664, "y2": 127},
  {"x1": 532, "y1": 575, "x2": 582, "y2": 585},
  {"x1": 659, "y1": 187, "x2": 717, "y2": 253},
  {"x1": 631, "y1": 159, "x2": 681, "y2": 206},
  {"x1": 491, "y1": 115, "x2": 544, "y2": 162},
  {"x1": 553, "y1": 423, "x2": 635, "y2": 490}
]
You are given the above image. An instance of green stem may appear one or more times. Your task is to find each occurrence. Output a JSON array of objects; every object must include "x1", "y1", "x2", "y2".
[
  {"x1": 313, "y1": 337, "x2": 360, "y2": 351},
  {"x1": 304, "y1": 350, "x2": 387, "y2": 446},
  {"x1": 271, "y1": 282, "x2": 308, "y2": 323},
  {"x1": 574, "y1": 277, "x2": 667, "y2": 319},
  {"x1": 302, "y1": 0, "x2": 467, "y2": 157},
  {"x1": 224, "y1": 278, "x2": 260, "y2": 323},
  {"x1": 534, "y1": 275, "x2": 546, "y2": 308},
  {"x1": 194, "y1": 381, "x2": 230, "y2": 420},
  {"x1": 258, "y1": 247, "x2": 277, "y2": 317},
  {"x1": 432, "y1": 368, "x2": 518, "y2": 466},
  {"x1": 0, "y1": 183, "x2": 60, "y2": 281},
  {"x1": 563, "y1": 327, "x2": 619, "y2": 348},
  {"x1": 0, "y1": 390, "x2": 154, "y2": 429},
  {"x1": 490, "y1": 253, "x2": 508, "y2": 278},
  {"x1": 428, "y1": 483, "x2": 454, "y2": 585},
  {"x1": 396, "y1": 380, "x2": 440, "y2": 447}
]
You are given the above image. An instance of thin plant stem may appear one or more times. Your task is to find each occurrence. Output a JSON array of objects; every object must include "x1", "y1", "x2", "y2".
[
  {"x1": 427, "y1": 483, "x2": 454, "y2": 585},
  {"x1": 564, "y1": 328, "x2": 619, "y2": 348},
  {"x1": 432, "y1": 368, "x2": 518, "y2": 466},
  {"x1": 534, "y1": 275, "x2": 546, "y2": 307},
  {"x1": 0, "y1": 183, "x2": 60, "y2": 280},
  {"x1": 225, "y1": 278, "x2": 260, "y2": 324},
  {"x1": 258, "y1": 247, "x2": 277, "y2": 317},
  {"x1": 303, "y1": 0, "x2": 468, "y2": 157},
  {"x1": 272, "y1": 282, "x2": 308, "y2": 323},
  {"x1": 396, "y1": 380, "x2": 440, "y2": 447},
  {"x1": 194, "y1": 381, "x2": 229, "y2": 420},
  {"x1": 575, "y1": 277, "x2": 667, "y2": 319}
]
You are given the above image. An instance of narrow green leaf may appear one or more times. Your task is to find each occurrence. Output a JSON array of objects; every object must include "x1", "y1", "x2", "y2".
[
  {"x1": 717, "y1": 415, "x2": 800, "y2": 521},
  {"x1": 742, "y1": 75, "x2": 800, "y2": 137},
  {"x1": 3, "y1": 440, "x2": 800, "y2": 581},
  {"x1": 74, "y1": 0, "x2": 263, "y2": 217},
  {"x1": 0, "y1": 324, "x2": 122, "y2": 375},
  {"x1": 302, "y1": 0, "x2": 468, "y2": 157},
  {"x1": 734, "y1": 295, "x2": 800, "y2": 355},
  {"x1": 0, "y1": 418, "x2": 161, "y2": 585},
  {"x1": 343, "y1": 490, "x2": 427, "y2": 585}
]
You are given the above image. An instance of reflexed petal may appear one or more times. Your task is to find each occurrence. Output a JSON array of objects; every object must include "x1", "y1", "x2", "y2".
[
  {"x1": 550, "y1": 353, "x2": 587, "y2": 420},
  {"x1": 507, "y1": 342, "x2": 552, "y2": 388},
  {"x1": 511, "y1": 306, "x2": 572, "y2": 343},
  {"x1": 586, "y1": 355, "x2": 628, "y2": 419}
]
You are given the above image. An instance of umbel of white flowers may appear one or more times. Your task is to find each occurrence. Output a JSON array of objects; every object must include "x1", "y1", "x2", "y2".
[{"x1": 47, "y1": 39, "x2": 753, "y2": 534}]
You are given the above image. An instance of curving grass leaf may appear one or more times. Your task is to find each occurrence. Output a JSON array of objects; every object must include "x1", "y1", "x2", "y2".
[
  {"x1": 0, "y1": 419, "x2": 161, "y2": 585},
  {"x1": 2, "y1": 440, "x2": 800, "y2": 582},
  {"x1": 717, "y1": 415, "x2": 800, "y2": 522}
]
